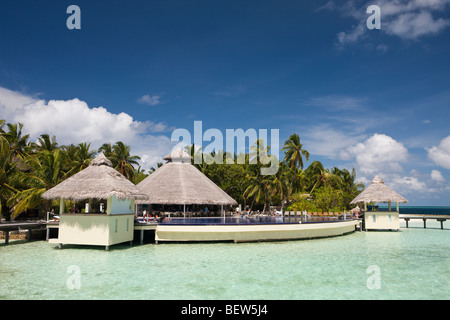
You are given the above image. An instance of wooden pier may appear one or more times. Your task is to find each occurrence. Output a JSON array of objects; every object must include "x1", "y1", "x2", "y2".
[
  {"x1": 0, "y1": 221, "x2": 47, "y2": 245},
  {"x1": 400, "y1": 214, "x2": 448, "y2": 229}
]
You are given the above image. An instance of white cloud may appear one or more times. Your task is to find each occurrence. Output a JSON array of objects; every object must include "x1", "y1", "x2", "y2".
[
  {"x1": 137, "y1": 94, "x2": 162, "y2": 106},
  {"x1": 431, "y1": 169, "x2": 445, "y2": 182},
  {"x1": 427, "y1": 135, "x2": 450, "y2": 169},
  {"x1": 302, "y1": 124, "x2": 365, "y2": 158},
  {"x1": 340, "y1": 133, "x2": 450, "y2": 199},
  {"x1": 337, "y1": 24, "x2": 367, "y2": 46},
  {"x1": 341, "y1": 133, "x2": 409, "y2": 175},
  {"x1": 385, "y1": 10, "x2": 449, "y2": 39},
  {"x1": 325, "y1": 0, "x2": 450, "y2": 46},
  {"x1": 392, "y1": 175, "x2": 427, "y2": 191},
  {"x1": 0, "y1": 87, "x2": 175, "y2": 170}
]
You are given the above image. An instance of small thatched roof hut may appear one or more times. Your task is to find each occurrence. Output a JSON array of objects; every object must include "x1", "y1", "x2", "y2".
[
  {"x1": 137, "y1": 148, "x2": 238, "y2": 206},
  {"x1": 350, "y1": 175, "x2": 408, "y2": 205},
  {"x1": 42, "y1": 153, "x2": 148, "y2": 201}
]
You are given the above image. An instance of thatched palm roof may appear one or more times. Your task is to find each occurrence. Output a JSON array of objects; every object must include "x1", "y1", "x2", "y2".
[
  {"x1": 137, "y1": 149, "x2": 238, "y2": 206},
  {"x1": 163, "y1": 148, "x2": 191, "y2": 162},
  {"x1": 350, "y1": 175, "x2": 408, "y2": 204},
  {"x1": 42, "y1": 153, "x2": 148, "y2": 201}
]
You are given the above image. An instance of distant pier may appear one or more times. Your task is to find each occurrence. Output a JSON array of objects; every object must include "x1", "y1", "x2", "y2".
[{"x1": 400, "y1": 214, "x2": 448, "y2": 229}]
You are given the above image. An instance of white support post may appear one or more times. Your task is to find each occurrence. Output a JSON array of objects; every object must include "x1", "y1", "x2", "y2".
[{"x1": 59, "y1": 197, "x2": 65, "y2": 215}]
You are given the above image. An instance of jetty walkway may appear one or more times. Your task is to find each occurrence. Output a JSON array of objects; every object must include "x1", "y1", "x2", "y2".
[
  {"x1": 0, "y1": 221, "x2": 47, "y2": 245},
  {"x1": 399, "y1": 214, "x2": 448, "y2": 229}
]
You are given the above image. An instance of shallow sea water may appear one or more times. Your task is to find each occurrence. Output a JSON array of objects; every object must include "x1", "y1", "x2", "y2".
[{"x1": 1, "y1": 220, "x2": 449, "y2": 300}]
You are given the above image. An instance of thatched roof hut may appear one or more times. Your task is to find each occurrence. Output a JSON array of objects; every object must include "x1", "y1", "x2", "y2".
[
  {"x1": 137, "y1": 148, "x2": 238, "y2": 206},
  {"x1": 350, "y1": 175, "x2": 408, "y2": 205},
  {"x1": 42, "y1": 153, "x2": 148, "y2": 201}
]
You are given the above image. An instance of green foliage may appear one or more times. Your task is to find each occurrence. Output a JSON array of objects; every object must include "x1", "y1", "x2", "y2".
[
  {"x1": 313, "y1": 187, "x2": 344, "y2": 212},
  {"x1": 0, "y1": 120, "x2": 364, "y2": 219},
  {"x1": 0, "y1": 120, "x2": 145, "y2": 220},
  {"x1": 286, "y1": 195, "x2": 317, "y2": 212}
]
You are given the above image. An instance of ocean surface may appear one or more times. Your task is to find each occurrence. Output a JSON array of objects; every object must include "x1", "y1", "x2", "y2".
[
  {"x1": 1, "y1": 207, "x2": 449, "y2": 300},
  {"x1": 393, "y1": 206, "x2": 450, "y2": 215}
]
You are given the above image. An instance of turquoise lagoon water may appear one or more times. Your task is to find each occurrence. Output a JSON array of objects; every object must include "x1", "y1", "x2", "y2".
[{"x1": 1, "y1": 219, "x2": 449, "y2": 300}]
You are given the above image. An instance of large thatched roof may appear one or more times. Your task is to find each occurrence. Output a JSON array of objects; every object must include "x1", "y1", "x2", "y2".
[
  {"x1": 350, "y1": 175, "x2": 408, "y2": 204},
  {"x1": 137, "y1": 149, "x2": 238, "y2": 206},
  {"x1": 42, "y1": 153, "x2": 148, "y2": 201}
]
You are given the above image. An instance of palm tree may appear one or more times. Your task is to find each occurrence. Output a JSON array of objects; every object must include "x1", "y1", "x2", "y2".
[
  {"x1": 282, "y1": 133, "x2": 310, "y2": 171},
  {"x1": 0, "y1": 138, "x2": 19, "y2": 220},
  {"x1": 64, "y1": 143, "x2": 96, "y2": 177},
  {"x1": 272, "y1": 162, "x2": 293, "y2": 210},
  {"x1": 250, "y1": 138, "x2": 271, "y2": 165},
  {"x1": 333, "y1": 168, "x2": 364, "y2": 194},
  {"x1": 243, "y1": 173, "x2": 269, "y2": 211},
  {"x1": 305, "y1": 162, "x2": 345, "y2": 194},
  {"x1": 3, "y1": 122, "x2": 30, "y2": 161},
  {"x1": 30, "y1": 134, "x2": 58, "y2": 153},
  {"x1": 0, "y1": 119, "x2": 6, "y2": 137},
  {"x1": 132, "y1": 166, "x2": 148, "y2": 184},
  {"x1": 243, "y1": 139, "x2": 275, "y2": 212},
  {"x1": 304, "y1": 160, "x2": 327, "y2": 194},
  {"x1": 282, "y1": 134, "x2": 309, "y2": 190},
  {"x1": 331, "y1": 167, "x2": 364, "y2": 208},
  {"x1": 98, "y1": 142, "x2": 113, "y2": 158},
  {"x1": 9, "y1": 149, "x2": 66, "y2": 218},
  {"x1": 104, "y1": 141, "x2": 140, "y2": 180},
  {"x1": 149, "y1": 162, "x2": 164, "y2": 173}
]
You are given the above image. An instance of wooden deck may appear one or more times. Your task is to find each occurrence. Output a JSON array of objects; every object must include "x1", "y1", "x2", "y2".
[{"x1": 0, "y1": 221, "x2": 47, "y2": 245}]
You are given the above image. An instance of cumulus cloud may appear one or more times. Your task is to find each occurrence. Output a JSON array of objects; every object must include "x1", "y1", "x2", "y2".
[
  {"x1": 341, "y1": 133, "x2": 409, "y2": 175},
  {"x1": 431, "y1": 169, "x2": 445, "y2": 182},
  {"x1": 426, "y1": 135, "x2": 450, "y2": 169},
  {"x1": 392, "y1": 175, "x2": 427, "y2": 191},
  {"x1": 340, "y1": 133, "x2": 450, "y2": 199},
  {"x1": 0, "y1": 87, "x2": 175, "y2": 170}
]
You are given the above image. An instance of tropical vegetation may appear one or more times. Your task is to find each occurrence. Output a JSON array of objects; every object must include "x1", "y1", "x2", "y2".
[{"x1": 0, "y1": 120, "x2": 363, "y2": 220}]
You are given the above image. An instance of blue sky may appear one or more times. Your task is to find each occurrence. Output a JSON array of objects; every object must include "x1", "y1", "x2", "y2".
[{"x1": 0, "y1": 0, "x2": 449, "y2": 205}]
